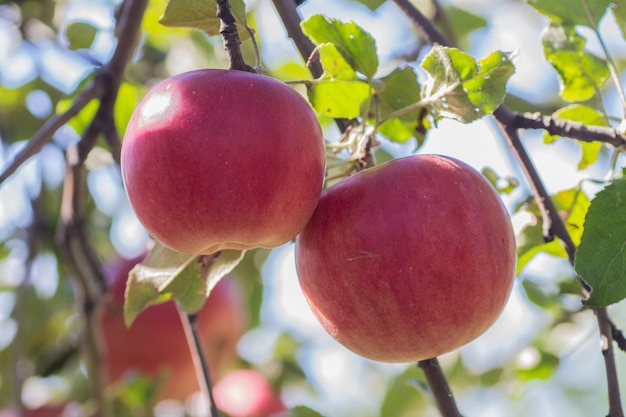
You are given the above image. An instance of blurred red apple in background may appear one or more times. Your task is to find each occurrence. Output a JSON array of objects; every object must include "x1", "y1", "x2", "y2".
[
  {"x1": 295, "y1": 154, "x2": 516, "y2": 362},
  {"x1": 98, "y1": 253, "x2": 247, "y2": 401},
  {"x1": 120, "y1": 69, "x2": 325, "y2": 255},
  {"x1": 213, "y1": 369, "x2": 286, "y2": 417},
  {"x1": 0, "y1": 404, "x2": 67, "y2": 417}
]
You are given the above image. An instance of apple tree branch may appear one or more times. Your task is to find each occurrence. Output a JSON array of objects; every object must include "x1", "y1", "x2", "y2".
[{"x1": 215, "y1": 0, "x2": 254, "y2": 72}]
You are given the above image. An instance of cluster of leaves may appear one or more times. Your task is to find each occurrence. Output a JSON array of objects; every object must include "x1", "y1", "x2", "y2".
[{"x1": 300, "y1": 14, "x2": 515, "y2": 144}]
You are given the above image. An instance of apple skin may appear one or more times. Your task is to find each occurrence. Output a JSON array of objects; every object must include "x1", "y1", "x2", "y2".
[
  {"x1": 99, "y1": 254, "x2": 247, "y2": 401},
  {"x1": 121, "y1": 69, "x2": 325, "y2": 255},
  {"x1": 295, "y1": 154, "x2": 516, "y2": 363},
  {"x1": 213, "y1": 370, "x2": 286, "y2": 417}
]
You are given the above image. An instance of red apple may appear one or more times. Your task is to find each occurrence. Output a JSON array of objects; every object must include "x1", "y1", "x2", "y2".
[
  {"x1": 213, "y1": 369, "x2": 286, "y2": 417},
  {"x1": 121, "y1": 69, "x2": 325, "y2": 255},
  {"x1": 99, "y1": 254, "x2": 247, "y2": 401},
  {"x1": 295, "y1": 154, "x2": 516, "y2": 362}
]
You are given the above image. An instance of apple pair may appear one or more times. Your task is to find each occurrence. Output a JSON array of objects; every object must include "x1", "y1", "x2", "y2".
[{"x1": 121, "y1": 69, "x2": 516, "y2": 363}]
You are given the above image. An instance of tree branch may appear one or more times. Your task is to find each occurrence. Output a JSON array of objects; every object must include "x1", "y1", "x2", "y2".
[
  {"x1": 270, "y1": 0, "x2": 322, "y2": 77},
  {"x1": 418, "y1": 359, "x2": 463, "y2": 417},
  {"x1": 181, "y1": 311, "x2": 222, "y2": 417},
  {"x1": 215, "y1": 0, "x2": 254, "y2": 72},
  {"x1": 610, "y1": 319, "x2": 626, "y2": 353},
  {"x1": 269, "y1": 0, "x2": 356, "y2": 135},
  {"x1": 514, "y1": 111, "x2": 626, "y2": 148},
  {"x1": 179, "y1": 253, "x2": 225, "y2": 417}
]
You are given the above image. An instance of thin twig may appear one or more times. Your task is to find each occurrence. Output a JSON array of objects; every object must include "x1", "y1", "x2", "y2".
[
  {"x1": 270, "y1": 0, "x2": 322, "y2": 77},
  {"x1": 56, "y1": 152, "x2": 110, "y2": 417},
  {"x1": 595, "y1": 307, "x2": 625, "y2": 417},
  {"x1": 418, "y1": 359, "x2": 463, "y2": 417},
  {"x1": 180, "y1": 311, "x2": 222, "y2": 417},
  {"x1": 515, "y1": 111, "x2": 626, "y2": 148},
  {"x1": 581, "y1": 0, "x2": 626, "y2": 117},
  {"x1": 610, "y1": 320, "x2": 626, "y2": 353},
  {"x1": 391, "y1": 0, "x2": 451, "y2": 47},
  {"x1": 493, "y1": 109, "x2": 579, "y2": 258},
  {"x1": 215, "y1": 0, "x2": 254, "y2": 72}
]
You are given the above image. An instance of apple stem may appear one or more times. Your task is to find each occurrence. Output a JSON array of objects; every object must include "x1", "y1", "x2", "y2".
[
  {"x1": 180, "y1": 311, "x2": 222, "y2": 417},
  {"x1": 215, "y1": 0, "x2": 254, "y2": 72},
  {"x1": 418, "y1": 358, "x2": 463, "y2": 417}
]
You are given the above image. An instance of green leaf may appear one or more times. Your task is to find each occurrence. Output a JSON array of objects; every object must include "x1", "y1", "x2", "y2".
[
  {"x1": 349, "y1": 0, "x2": 386, "y2": 11},
  {"x1": 380, "y1": 365, "x2": 429, "y2": 416},
  {"x1": 516, "y1": 349, "x2": 559, "y2": 381},
  {"x1": 481, "y1": 167, "x2": 519, "y2": 194},
  {"x1": 522, "y1": 279, "x2": 561, "y2": 309},
  {"x1": 373, "y1": 67, "x2": 424, "y2": 144},
  {"x1": 516, "y1": 188, "x2": 590, "y2": 274},
  {"x1": 517, "y1": 225, "x2": 565, "y2": 275},
  {"x1": 307, "y1": 79, "x2": 371, "y2": 118},
  {"x1": 421, "y1": 46, "x2": 516, "y2": 123},
  {"x1": 317, "y1": 43, "x2": 358, "y2": 80},
  {"x1": 305, "y1": 42, "x2": 371, "y2": 118},
  {"x1": 56, "y1": 96, "x2": 99, "y2": 135},
  {"x1": 442, "y1": 6, "x2": 487, "y2": 48},
  {"x1": 160, "y1": 0, "x2": 251, "y2": 40},
  {"x1": 64, "y1": 21, "x2": 98, "y2": 50},
  {"x1": 544, "y1": 104, "x2": 607, "y2": 169},
  {"x1": 527, "y1": 0, "x2": 610, "y2": 27},
  {"x1": 124, "y1": 243, "x2": 245, "y2": 325},
  {"x1": 575, "y1": 176, "x2": 626, "y2": 306},
  {"x1": 541, "y1": 23, "x2": 609, "y2": 102},
  {"x1": 611, "y1": 0, "x2": 626, "y2": 39},
  {"x1": 115, "y1": 82, "x2": 145, "y2": 136},
  {"x1": 301, "y1": 14, "x2": 378, "y2": 79},
  {"x1": 0, "y1": 243, "x2": 10, "y2": 260},
  {"x1": 286, "y1": 406, "x2": 325, "y2": 417}
]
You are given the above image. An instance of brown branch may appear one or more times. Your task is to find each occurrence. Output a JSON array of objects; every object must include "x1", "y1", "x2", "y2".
[
  {"x1": 56, "y1": 148, "x2": 110, "y2": 417},
  {"x1": 418, "y1": 359, "x2": 463, "y2": 417},
  {"x1": 215, "y1": 0, "x2": 254, "y2": 72},
  {"x1": 514, "y1": 112, "x2": 626, "y2": 148},
  {"x1": 388, "y1": 1, "x2": 623, "y2": 415},
  {"x1": 269, "y1": 0, "x2": 356, "y2": 133},
  {"x1": 595, "y1": 307, "x2": 625, "y2": 417},
  {"x1": 179, "y1": 253, "x2": 224, "y2": 417},
  {"x1": 610, "y1": 319, "x2": 626, "y2": 353},
  {"x1": 392, "y1": 0, "x2": 451, "y2": 47},
  {"x1": 271, "y1": 0, "x2": 322, "y2": 77},
  {"x1": 493, "y1": 108, "x2": 580, "y2": 258},
  {"x1": 50, "y1": 1, "x2": 149, "y2": 416},
  {"x1": 181, "y1": 311, "x2": 222, "y2": 417}
]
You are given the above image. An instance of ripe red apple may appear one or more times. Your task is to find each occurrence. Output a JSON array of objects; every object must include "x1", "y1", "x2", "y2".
[
  {"x1": 295, "y1": 154, "x2": 516, "y2": 362},
  {"x1": 98, "y1": 254, "x2": 247, "y2": 401},
  {"x1": 213, "y1": 369, "x2": 286, "y2": 417},
  {"x1": 121, "y1": 69, "x2": 325, "y2": 255}
]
